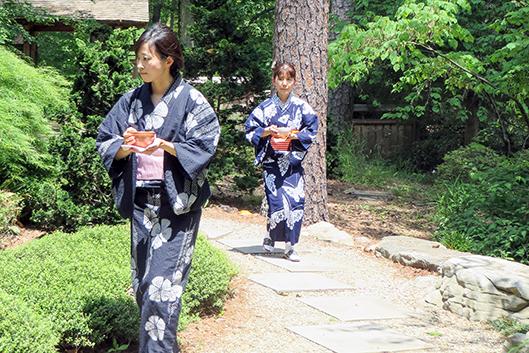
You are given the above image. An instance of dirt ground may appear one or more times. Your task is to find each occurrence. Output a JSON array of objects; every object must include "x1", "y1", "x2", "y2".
[{"x1": 208, "y1": 179, "x2": 435, "y2": 241}]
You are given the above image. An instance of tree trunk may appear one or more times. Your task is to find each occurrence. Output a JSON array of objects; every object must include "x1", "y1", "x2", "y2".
[
  {"x1": 328, "y1": 0, "x2": 354, "y2": 132},
  {"x1": 274, "y1": 0, "x2": 329, "y2": 224},
  {"x1": 178, "y1": 0, "x2": 193, "y2": 47},
  {"x1": 151, "y1": 0, "x2": 163, "y2": 23}
]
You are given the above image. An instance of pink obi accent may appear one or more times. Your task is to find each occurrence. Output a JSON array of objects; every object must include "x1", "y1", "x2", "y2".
[{"x1": 136, "y1": 148, "x2": 164, "y2": 180}]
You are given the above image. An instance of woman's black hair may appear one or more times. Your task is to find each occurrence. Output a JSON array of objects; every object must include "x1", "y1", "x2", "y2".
[
  {"x1": 134, "y1": 23, "x2": 184, "y2": 77},
  {"x1": 272, "y1": 62, "x2": 296, "y2": 80}
]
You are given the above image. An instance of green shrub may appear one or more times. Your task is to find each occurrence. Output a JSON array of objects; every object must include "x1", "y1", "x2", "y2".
[
  {"x1": 208, "y1": 110, "x2": 261, "y2": 192},
  {"x1": 436, "y1": 143, "x2": 505, "y2": 182},
  {"x1": 0, "y1": 224, "x2": 236, "y2": 351},
  {"x1": 0, "y1": 224, "x2": 136, "y2": 349},
  {"x1": 0, "y1": 289, "x2": 59, "y2": 353},
  {"x1": 180, "y1": 233, "x2": 238, "y2": 329},
  {"x1": 0, "y1": 190, "x2": 22, "y2": 235},
  {"x1": 434, "y1": 149, "x2": 529, "y2": 263},
  {"x1": 0, "y1": 46, "x2": 73, "y2": 189}
]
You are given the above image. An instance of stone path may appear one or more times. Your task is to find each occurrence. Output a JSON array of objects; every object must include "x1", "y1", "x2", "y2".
[{"x1": 195, "y1": 215, "x2": 503, "y2": 353}]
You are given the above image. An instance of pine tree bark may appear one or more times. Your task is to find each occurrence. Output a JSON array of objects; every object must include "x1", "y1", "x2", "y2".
[
  {"x1": 328, "y1": 0, "x2": 355, "y2": 131},
  {"x1": 273, "y1": 0, "x2": 329, "y2": 224}
]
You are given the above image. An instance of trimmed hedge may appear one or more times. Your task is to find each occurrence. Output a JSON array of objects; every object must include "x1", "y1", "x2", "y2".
[
  {"x1": 0, "y1": 224, "x2": 236, "y2": 351},
  {"x1": 0, "y1": 289, "x2": 59, "y2": 353}
]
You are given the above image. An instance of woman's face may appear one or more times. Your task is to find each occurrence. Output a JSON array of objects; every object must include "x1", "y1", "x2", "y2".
[
  {"x1": 136, "y1": 42, "x2": 173, "y2": 83},
  {"x1": 273, "y1": 71, "x2": 296, "y2": 97}
]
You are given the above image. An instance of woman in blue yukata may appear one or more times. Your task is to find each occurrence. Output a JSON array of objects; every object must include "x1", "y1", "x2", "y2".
[
  {"x1": 245, "y1": 62, "x2": 318, "y2": 262},
  {"x1": 96, "y1": 24, "x2": 219, "y2": 352}
]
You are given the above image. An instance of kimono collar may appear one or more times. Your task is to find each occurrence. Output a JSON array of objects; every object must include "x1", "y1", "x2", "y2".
[
  {"x1": 272, "y1": 93, "x2": 293, "y2": 111},
  {"x1": 147, "y1": 74, "x2": 182, "y2": 98}
]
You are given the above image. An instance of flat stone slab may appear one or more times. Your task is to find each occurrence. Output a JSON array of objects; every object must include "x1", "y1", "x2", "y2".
[
  {"x1": 199, "y1": 218, "x2": 235, "y2": 239},
  {"x1": 248, "y1": 273, "x2": 353, "y2": 292},
  {"x1": 371, "y1": 236, "x2": 467, "y2": 272},
  {"x1": 302, "y1": 221, "x2": 354, "y2": 247},
  {"x1": 255, "y1": 254, "x2": 338, "y2": 272},
  {"x1": 289, "y1": 322, "x2": 432, "y2": 353},
  {"x1": 298, "y1": 295, "x2": 409, "y2": 321},
  {"x1": 216, "y1": 237, "x2": 284, "y2": 254}
]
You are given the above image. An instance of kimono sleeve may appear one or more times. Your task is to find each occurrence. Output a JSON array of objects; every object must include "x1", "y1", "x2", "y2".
[
  {"x1": 96, "y1": 93, "x2": 131, "y2": 179},
  {"x1": 244, "y1": 105, "x2": 268, "y2": 165},
  {"x1": 173, "y1": 90, "x2": 220, "y2": 180},
  {"x1": 292, "y1": 102, "x2": 318, "y2": 152},
  {"x1": 244, "y1": 106, "x2": 266, "y2": 146}
]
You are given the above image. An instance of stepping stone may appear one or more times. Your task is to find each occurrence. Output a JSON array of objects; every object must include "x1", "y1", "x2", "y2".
[
  {"x1": 216, "y1": 237, "x2": 284, "y2": 254},
  {"x1": 199, "y1": 218, "x2": 234, "y2": 239},
  {"x1": 248, "y1": 273, "x2": 352, "y2": 292},
  {"x1": 298, "y1": 295, "x2": 409, "y2": 321},
  {"x1": 289, "y1": 322, "x2": 432, "y2": 353},
  {"x1": 255, "y1": 254, "x2": 338, "y2": 272}
]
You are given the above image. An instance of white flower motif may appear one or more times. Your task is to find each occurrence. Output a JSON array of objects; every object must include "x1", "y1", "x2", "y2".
[
  {"x1": 278, "y1": 155, "x2": 290, "y2": 176},
  {"x1": 302, "y1": 102, "x2": 315, "y2": 115},
  {"x1": 190, "y1": 88, "x2": 206, "y2": 105},
  {"x1": 185, "y1": 112, "x2": 198, "y2": 132},
  {"x1": 148, "y1": 276, "x2": 182, "y2": 302},
  {"x1": 278, "y1": 114, "x2": 289, "y2": 124},
  {"x1": 263, "y1": 103, "x2": 277, "y2": 119},
  {"x1": 269, "y1": 209, "x2": 285, "y2": 230},
  {"x1": 173, "y1": 192, "x2": 190, "y2": 215},
  {"x1": 145, "y1": 113, "x2": 165, "y2": 130},
  {"x1": 292, "y1": 151, "x2": 305, "y2": 160},
  {"x1": 291, "y1": 96, "x2": 304, "y2": 105},
  {"x1": 282, "y1": 194, "x2": 304, "y2": 230},
  {"x1": 173, "y1": 85, "x2": 184, "y2": 100},
  {"x1": 145, "y1": 315, "x2": 166, "y2": 341},
  {"x1": 172, "y1": 269, "x2": 183, "y2": 283},
  {"x1": 253, "y1": 107, "x2": 264, "y2": 120},
  {"x1": 264, "y1": 171, "x2": 277, "y2": 196},
  {"x1": 128, "y1": 99, "x2": 143, "y2": 125},
  {"x1": 184, "y1": 245, "x2": 194, "y2": 265},
  {"x1": 143, "y1": 208, "x2": 158, "y2": 230},
  {"x1": 284, "y1": 178, "x2": 304, "y2": 202},
  {"x1": 151, "y1": 218, "x2": 172, "y2": 249},
  {"x1": 289, "y1": 109, "x2": 302, "y2": 128}
]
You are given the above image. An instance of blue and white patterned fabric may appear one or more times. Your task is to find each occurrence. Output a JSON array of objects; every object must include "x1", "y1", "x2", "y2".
[
  {"x1": 245, "y1": 94, "x2": 318, "y2": 245},
  {"x1": 96, "y1": 76, "x2": 219, "y2": 352}
]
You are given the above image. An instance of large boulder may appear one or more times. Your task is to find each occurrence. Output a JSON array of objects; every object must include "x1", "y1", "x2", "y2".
[
  {"x1": 370, "y1": 236, "x2": 466, "y2": 272},
  {"x1": 439, "y1": 255, "x2": 529, "y2": 324}
]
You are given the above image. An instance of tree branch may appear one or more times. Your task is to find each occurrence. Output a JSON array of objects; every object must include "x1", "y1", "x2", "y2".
[{"x1": 412, "y1": 41, "x2": 529, "y2": 136}]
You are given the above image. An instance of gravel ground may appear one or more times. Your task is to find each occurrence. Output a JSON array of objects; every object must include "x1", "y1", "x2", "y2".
[{"x1": 180, "y1": 209, "x2": 504, "y2": 353}]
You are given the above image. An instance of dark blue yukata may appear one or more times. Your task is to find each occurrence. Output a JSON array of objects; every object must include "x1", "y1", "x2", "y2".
[
  {"x1": 96, "y1": 76, "x2": 219, "y2": 352},
  {"x1": 245, "y1": 94, "x2": 318, "y2": 247}
]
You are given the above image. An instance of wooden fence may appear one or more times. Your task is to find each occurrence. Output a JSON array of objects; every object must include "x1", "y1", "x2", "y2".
[{"x1": 349, "y1": 119, "x2": 417, "y2": 158}]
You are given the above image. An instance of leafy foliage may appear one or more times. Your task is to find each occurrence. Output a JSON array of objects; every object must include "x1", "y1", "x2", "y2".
[
  {"x1": 434, "y1": 148, "x2": 529, "y2": 263},
  {"x1": 184, "y1": 0, "x2": 274, "y2": 191},
  {"x1": 329, "y1": 0, "x2": 529, "y2": 163},
  {"x1": 0, "y1": 225, "x2": 236, "y2": 351},
  {"x1": 0, "y1": 0, "x2": 56, "y2": 47},
  {"x1": 0, "y1": 190, "x2": 23, "y2": 236},
  {"x1": 0, "y1": 45, "x2": 73, "y2": 190},
  {"x1": 180, "y1": 232, "x2": 238, "y2": 327},
  {"x1": 71, "y1": 22, "x2": 142, "y2": 124}
]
